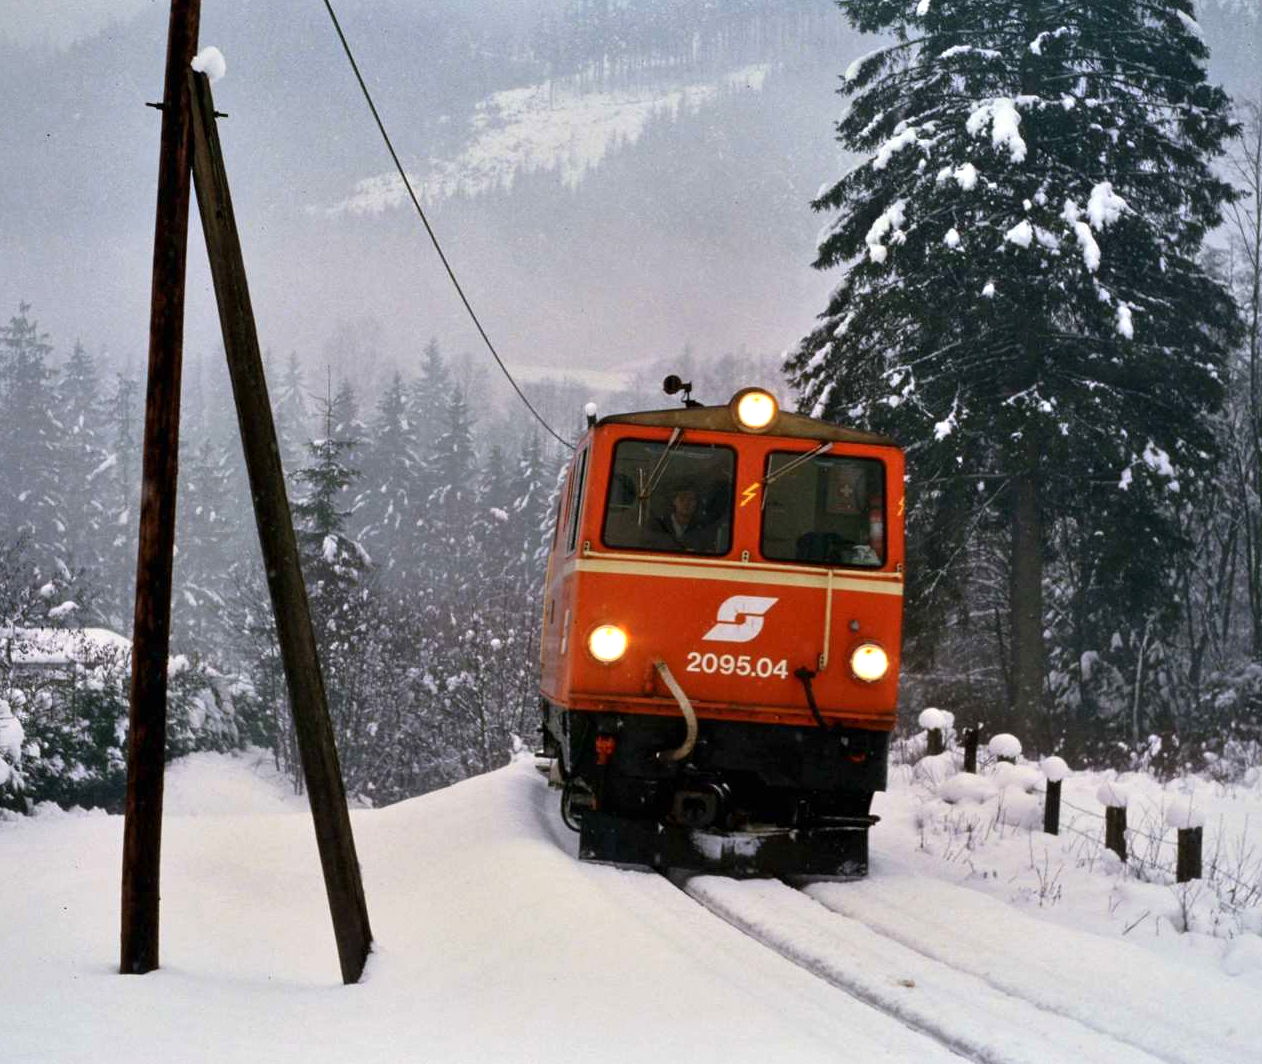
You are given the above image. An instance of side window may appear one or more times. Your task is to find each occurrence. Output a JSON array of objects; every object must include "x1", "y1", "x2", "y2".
[
  {"x1": 601, "y1": 439, "x2": 735, "y2": 556},
  {"x1": 565, "y1": 448, "x2": 589, "y2": 554},
  {"x1": 761, "y1": 452, "x2": 885, "y2": 567},
  {"x1": 548, "y1": 492, "x2": 564, "y2": 551},
  {"x1": 551, "y1": 466, "x2": 574, "y2": 551}
]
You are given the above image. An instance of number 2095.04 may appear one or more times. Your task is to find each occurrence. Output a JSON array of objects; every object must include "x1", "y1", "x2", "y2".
[{"x1": 685, "y1": 651, "x2": 789, "y2": 679}]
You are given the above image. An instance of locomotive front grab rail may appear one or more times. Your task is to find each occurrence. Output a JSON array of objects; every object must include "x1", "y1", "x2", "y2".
[{"x1": 653, "y1": 659, "x2": 699, "y2": 763}]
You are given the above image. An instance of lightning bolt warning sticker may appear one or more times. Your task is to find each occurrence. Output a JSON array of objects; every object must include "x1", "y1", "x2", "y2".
[{"x1": 739, "y1": 482, "x2": 760, "y2": 507}]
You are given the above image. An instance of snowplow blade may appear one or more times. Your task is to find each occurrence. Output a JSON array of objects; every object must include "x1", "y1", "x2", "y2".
[{"x1": 577, "y1": 809, "x2": 877, "y2": 878}]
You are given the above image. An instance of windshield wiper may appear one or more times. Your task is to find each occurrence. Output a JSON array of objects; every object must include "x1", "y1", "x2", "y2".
[
  {"x1": 759, "y1": 442, "x2": 832, "y2": 509},
  {"x1": 636, "y1": 427, "x2": 683, "y2": 526}
]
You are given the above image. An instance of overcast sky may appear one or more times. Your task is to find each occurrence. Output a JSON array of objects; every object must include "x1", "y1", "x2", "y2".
[{"x1": 0, "y1": 0, "x2": 156, "y2": 48}]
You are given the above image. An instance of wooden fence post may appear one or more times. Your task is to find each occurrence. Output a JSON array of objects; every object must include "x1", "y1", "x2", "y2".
[
  {"x1": 1039, "y1": 756, "x2": 1068, "y2": 837},
  {"x1": 963, "y1": 728, "x2": 979, "y2": 773},
  {"x1": 188, "y1": 69, "x2": 372, "y2": 984},
  {"x1": 1098, "y1": 782, "x2": 1129, "y2": 863},
  {"x1": 1176, "y1": 827, "x2": 1203, "y2": 883},
  {"x1": 988, "y1": 733, "x2": 1021, "y2": 766},
  {"x1": 918, "y1": 707, "x2": 947, "y2": 756},
  {"x1": 1105, "y1": 807, "x2": 1127, "y2": 862},
  {"x1": 1167, "y1": 801, "x2": 1205, "y2": 883},
  {"x1": 1043, "y1": 779, "x2": 1062, "y2": 836}
]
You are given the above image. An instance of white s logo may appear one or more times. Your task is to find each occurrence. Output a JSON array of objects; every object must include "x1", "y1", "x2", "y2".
[{"x1": 703, "y1": 595, "x2": 779, "y2": 643}]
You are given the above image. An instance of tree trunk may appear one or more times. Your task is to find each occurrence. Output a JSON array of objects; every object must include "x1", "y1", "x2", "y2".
[{"x1": 1009, "y1": 471, "x2": 1045, "y2": 731}]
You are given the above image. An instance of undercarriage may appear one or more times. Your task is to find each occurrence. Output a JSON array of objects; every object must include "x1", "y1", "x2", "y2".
[{"x1": 542, "y1": 704, "x2": 887, "y2": 877}]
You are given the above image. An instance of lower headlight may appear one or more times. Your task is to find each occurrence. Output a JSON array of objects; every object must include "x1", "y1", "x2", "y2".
[
  {"x1": 849, "y1": 642, "x2": 889, "y2": 683},
  {"x1": 588, "y1": 625, "x2": 629, "y2": 663}
]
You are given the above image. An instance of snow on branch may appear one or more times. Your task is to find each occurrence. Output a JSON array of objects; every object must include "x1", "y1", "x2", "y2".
[
  {"x1": 865, "y1": 200, "x2": 907, "y2": 264},
  {"x1": 965, "y1": 98, "x2": 1026, "y2": 162}
]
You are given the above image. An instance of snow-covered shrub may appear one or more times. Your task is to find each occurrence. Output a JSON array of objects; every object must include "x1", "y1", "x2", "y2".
[
  {"x1": 1, "y1": 628, "x2": 246, "y2": 812},
  {"x1": 0, "y1": 694, "x2": 26, "y2": 811},
  {"x1": 1171, "y1": 665, "x2": 1262, "y2": 781}
]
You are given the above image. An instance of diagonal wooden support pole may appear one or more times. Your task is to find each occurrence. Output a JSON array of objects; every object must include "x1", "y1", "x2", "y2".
[
  {"x1": 188, "y1": 69, "x2": 373, "y2": 984},
  {"x1": 120, "y1": 0, "x2": 201, "y2": 977}
]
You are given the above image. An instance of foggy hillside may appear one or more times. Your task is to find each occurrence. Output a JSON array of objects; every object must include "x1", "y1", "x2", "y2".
[
  {"x1": 0, "y1": 1, "x2": 857, "y2": 390},
  {"x1": 1, "y1": 0, "x2": 1257, "y2": 395}
]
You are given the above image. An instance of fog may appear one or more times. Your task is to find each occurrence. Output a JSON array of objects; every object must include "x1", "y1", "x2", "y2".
[
  {"x1": 1, "y1": 1, "x2": 1257, "y2": 396},
  {"x1": 0, "y1": 2, "x2": 842, "y2": 393}
]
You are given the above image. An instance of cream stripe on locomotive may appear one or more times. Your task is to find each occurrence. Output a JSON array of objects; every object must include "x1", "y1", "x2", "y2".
[{"x1": 561, "y1": 551, "x2": 904, "y2": 596}]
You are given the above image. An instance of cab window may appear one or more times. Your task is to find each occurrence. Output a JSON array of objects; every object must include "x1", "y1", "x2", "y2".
[
  {"x1": 761, "y1": 452, "x2": 885, "y2": 567},
  {"x1": 602, "y1": 438, "x2": 735, "y2": 555},
  {"x1": 565, "y1": 448, "x2": 589, "y2": 554}
]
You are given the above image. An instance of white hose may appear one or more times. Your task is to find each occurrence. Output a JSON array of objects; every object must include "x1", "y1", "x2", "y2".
[{"x1": 654, "y1": 659, "x2": 698, "y2": 763}]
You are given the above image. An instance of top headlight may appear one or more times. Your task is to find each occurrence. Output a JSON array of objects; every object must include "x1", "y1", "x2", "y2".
[{"x1": 730, "y1": 388, "x2": 779, "y2": 432}]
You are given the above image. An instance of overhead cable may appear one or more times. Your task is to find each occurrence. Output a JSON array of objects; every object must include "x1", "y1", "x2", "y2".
[{"x1": 319, "y1": 0, "x2": 575, "y2": 451}]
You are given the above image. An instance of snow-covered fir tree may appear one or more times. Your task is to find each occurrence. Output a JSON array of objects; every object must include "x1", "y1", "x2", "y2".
[
  {"x1": 329, "y1": 375, "x2": 363, "y2": 439},
  {"x1": 787, "y1": 0, "x2": 1240, "y2": 739},
  {"x1": 357, "y1": 370, "x2": 422, "y2": 581},
  {"x1": 291, "y1": 398, "x2": 385, "y2": 798},
  {"x1": 408, "y1": 338, "x2": 454, "y2": 500},
  {"x1": 56, "y1": 341, "x2": 109, "y2": 578},
  {"x1": 0, "y1": 305, "x2": 66, "y2": 567},
  {"x1": 271, "y1": 351, "x2": 312, "y2": 478},
  {"x1": 423, "y1": 385, "x2": 479, "y2": 592},
  {"x1": 172, "y1": 437, "x2": 235, "y2": 650},
  {"x1": 99, "y1": 370, "x2": 141, "y2": 629}
]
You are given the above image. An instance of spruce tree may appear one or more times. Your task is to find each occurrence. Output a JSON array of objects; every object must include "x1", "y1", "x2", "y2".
[
  {"x1": 787, "y1": 0, "x2": 1240, "y2": 731},
  {"x1": 329, "y1": 375, "x2": 362, "y2": 439},
  {"x1": 0, "y1": 305, "x2": 65, "y2": 564},
  {"x1": 423, "y1": 385, "x2": 478, "y2": 590},
  {"x1": 409, "y1": 338, "x2": 453, "y2": 500},
  {"x1": 173, "y1": 438, "x2": 234, "y2": 650},
  {"x1": 474, "y1": 443, "x2": 514, "y2": 576},
  {"x1": 291, "y1": 397, "x2": 382, "y2": 796},
  {"x1": 273, "y1": 351, "x2": 311, "y2": 479},
  {"x1": 100, "y1": 371, "x2": 141, "y2": 630},
  {"x1": 359, "y1": 370, "x2": 422, "y2": 579},
  {"x1": 56, "y1": 341, "x2": 109, "y2": 578},
  {"x1": 293, "y1": 410, "x2": 367, "y2": 623}
]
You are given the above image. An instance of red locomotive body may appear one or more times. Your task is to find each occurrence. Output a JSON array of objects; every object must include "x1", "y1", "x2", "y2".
[{"x1": 539, "y1": 387, "x2": 904, "y2": 876}]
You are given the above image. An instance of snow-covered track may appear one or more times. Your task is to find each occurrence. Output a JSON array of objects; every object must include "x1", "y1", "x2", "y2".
[
  {"x1": 679, "y1": 873, "x2": 1204, "y2": 1064},
  {"x1": 803, "y1": 870, "x2": 1260, "y2": 1064}
]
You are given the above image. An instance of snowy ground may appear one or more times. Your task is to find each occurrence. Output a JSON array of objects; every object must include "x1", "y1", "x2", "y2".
[{"x1": 3, "y1": 746, "x2": 1260, "y2": 1063}]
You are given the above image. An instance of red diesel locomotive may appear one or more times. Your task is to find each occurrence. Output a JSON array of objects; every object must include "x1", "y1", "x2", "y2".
[{"x1": 539, "y1": 381, "x2": 904, "y2": 876}]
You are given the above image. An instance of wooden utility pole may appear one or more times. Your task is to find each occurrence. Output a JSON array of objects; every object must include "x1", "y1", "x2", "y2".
[
  {"x1": 188, "y1": 71, "x2": 373, "y2": 984},
  {"x1": 120, "y1": 0, "x2": 201, "y2": 976}
]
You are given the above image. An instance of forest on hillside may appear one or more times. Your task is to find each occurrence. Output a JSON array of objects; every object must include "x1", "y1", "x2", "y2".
[{"x1": 0, "y1": 304, "x2": 777, "y2": 810}]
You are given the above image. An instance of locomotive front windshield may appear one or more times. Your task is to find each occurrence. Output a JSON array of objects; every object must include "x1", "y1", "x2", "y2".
[
  {"x1": 761, "y1": 452, "x2": 885, "y2": 567},
  {"x1": 602, "y1": 438, "x2": 735, "y2": 555}
]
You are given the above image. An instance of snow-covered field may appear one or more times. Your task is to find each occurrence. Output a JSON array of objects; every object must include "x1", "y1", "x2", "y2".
[{"x1": 3, "y1": 746, "x2": 1260, "y2": 1063}]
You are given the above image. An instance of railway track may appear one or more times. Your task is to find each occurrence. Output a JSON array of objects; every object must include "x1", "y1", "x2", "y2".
[
  {"x1": 539, "y1": 763, "x2": 1256, "y2": 1064},
  {"x1": 671, "y1": 872, "x2": 1196, "y2": 1064}
]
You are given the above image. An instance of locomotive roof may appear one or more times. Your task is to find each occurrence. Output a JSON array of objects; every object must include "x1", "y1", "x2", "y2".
[{"x1": 596, "y1": 405, "x2": 897, "y2": 447}]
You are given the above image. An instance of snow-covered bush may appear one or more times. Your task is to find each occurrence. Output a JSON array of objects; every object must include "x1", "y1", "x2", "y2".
[{"x1": 1, "y1": 628, "x2": 245, "y2": 811}]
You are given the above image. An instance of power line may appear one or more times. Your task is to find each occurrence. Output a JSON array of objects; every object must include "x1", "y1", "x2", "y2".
[{"x1": 319, "y1": 0, "x2": 575, "y2": 452}]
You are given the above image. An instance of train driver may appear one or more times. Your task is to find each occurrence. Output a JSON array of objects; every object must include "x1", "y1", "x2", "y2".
[{"x1": 655, "y1": 481, "x2": 718, "y2": 552}]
